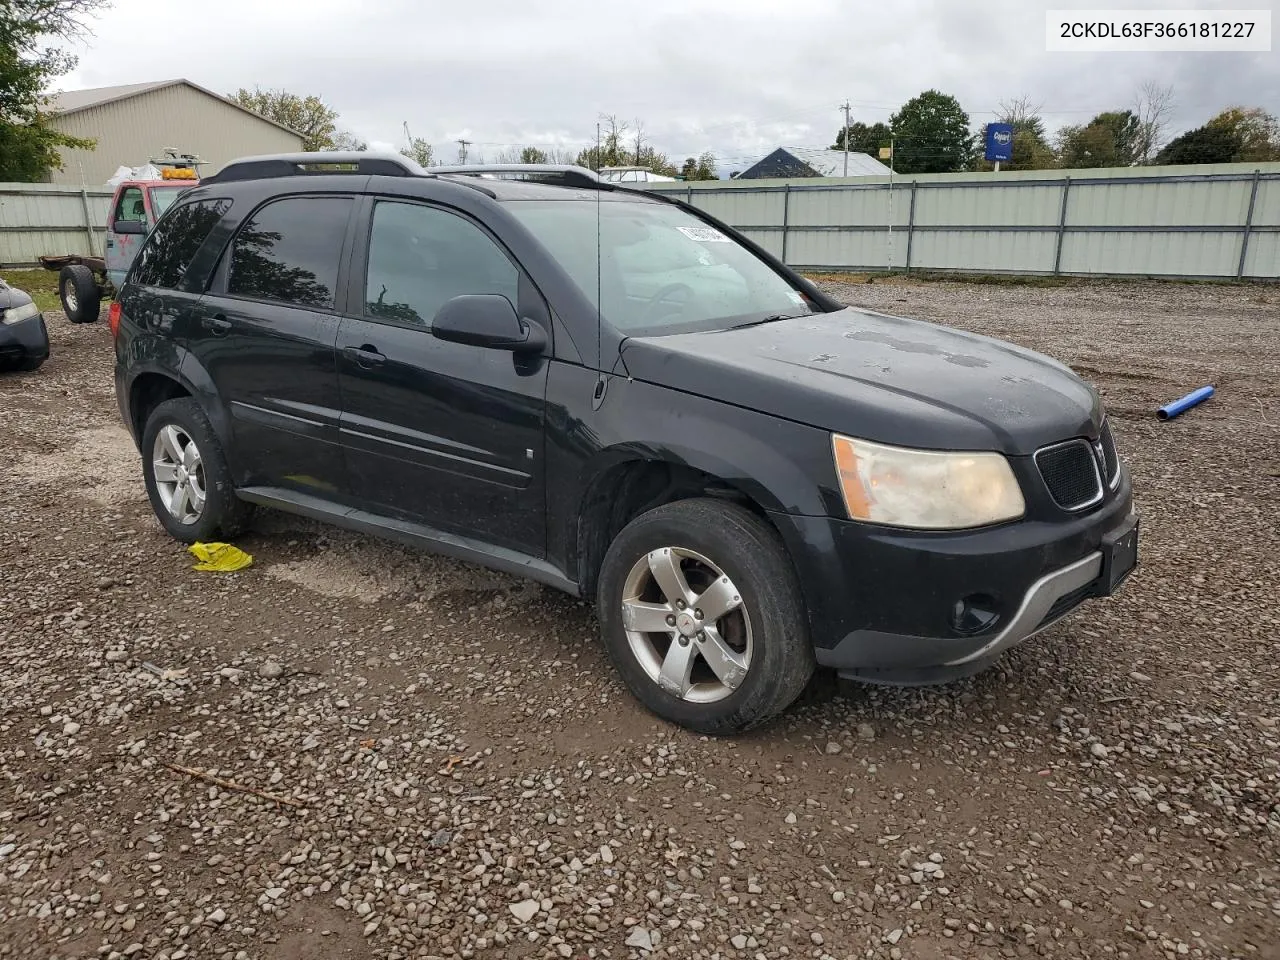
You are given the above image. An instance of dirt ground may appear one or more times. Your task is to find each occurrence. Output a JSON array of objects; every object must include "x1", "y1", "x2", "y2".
[{"x1": 1, "y1": 277, "x2": 1277, "y2": 960}]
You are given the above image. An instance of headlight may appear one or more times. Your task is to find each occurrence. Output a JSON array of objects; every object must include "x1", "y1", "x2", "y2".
[
  {"x1": 2, "y1": 301, "x2": 39, "y2": 325},
  {"x1": 831, "y1": 434, "x2": 1025, "y2": 530}
]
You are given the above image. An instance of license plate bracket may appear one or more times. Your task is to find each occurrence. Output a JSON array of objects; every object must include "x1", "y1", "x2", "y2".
[{"x1": 1099, "y1": 515, "x2": 1139, "y2": 595}]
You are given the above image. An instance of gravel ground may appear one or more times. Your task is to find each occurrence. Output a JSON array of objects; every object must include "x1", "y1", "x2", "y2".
[{"x1": 1, "y1": 278, "x2": 1277, "y2": 960}]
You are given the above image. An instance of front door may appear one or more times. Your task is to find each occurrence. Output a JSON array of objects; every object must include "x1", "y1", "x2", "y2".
[
  {"x1": 105, "y1": 185, "x2": 148, "y2": 288},
  {"x1": 335, "y1": 198, "x2": 549, "y2": 556},
  {"x1": 189, "y1": 194, "x2": 355, "y2": 499}
]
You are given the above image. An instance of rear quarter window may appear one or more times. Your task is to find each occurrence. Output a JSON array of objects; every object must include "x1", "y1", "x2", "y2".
[
  {"x1": 131, "y1": 198, "x2": 233, "y2": 290},
  {"x1": 225, "y1": 197, "x2": 353, "y2": 310}
]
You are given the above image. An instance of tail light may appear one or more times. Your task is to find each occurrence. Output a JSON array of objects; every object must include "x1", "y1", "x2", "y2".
[{"x1": 108, "y1": 301, "x2": 122, "y2": 337}]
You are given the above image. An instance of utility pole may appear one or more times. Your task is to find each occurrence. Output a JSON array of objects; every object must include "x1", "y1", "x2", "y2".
[
  {"x1": 840, "y1": 100, "x2": 852, "y2": 178},
  {"x1": 456, "y1": 139, "x2": 471, "y2": 163}
]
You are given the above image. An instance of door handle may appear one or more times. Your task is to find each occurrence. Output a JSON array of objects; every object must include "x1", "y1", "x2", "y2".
[
  {"x1": 343, "y1": 344, "x2": 386, "y2": 368},
  {"x1": 202, "y1": 315, "x2": 232, "y2": 335}
]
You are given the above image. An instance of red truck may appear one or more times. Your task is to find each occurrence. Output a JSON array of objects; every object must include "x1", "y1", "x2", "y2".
[{"x1": 40, "y1": 153, "x2": 203, "y2": 324}]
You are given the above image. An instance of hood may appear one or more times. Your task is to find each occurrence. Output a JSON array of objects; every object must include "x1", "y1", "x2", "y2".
[{"x1": 620, "y1": 307, "x2": 1102, "y2": 457}]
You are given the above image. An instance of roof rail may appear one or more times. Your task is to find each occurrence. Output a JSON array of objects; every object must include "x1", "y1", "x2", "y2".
[
  {"x1": 202, "y1": 151, "x2": 426, "y2": 184},
  {"x1": 432, "y1": 164, "x2": 603, "y2": 189}
]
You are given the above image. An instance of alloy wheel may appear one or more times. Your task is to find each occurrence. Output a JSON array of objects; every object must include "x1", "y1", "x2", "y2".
[
  {"x1": 620, "y1": 546, "x2": 752, "y2": 703},
  {"x1": 152, "y1": 424, "x2": 206, "y2": 525}
]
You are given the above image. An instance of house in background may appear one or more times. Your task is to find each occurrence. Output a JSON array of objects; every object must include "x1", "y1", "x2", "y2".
[
  {"x1": 730, "y1": 147, "x2": 892, "y2": 180},
  {"x1": 42, "y1": 79, "x2": 305, "y2": 185}
]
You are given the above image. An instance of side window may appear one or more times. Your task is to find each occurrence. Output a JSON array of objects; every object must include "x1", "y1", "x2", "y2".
[
  {"x1": 227, "y1": 197, "x2": 352, "y2": 309},
  {"x1": 114, "y1": 186, "x2": 146, "y2": 225},
  {"x1": 131, "y1": 198, "x2": 232, "y2": 290},
  {"x1": 364, "y1": 201, "x2": 519, "y2": 326}
]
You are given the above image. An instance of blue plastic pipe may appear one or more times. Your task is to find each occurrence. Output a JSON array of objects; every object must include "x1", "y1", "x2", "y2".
[{"x1": 1157, "y1": 385, "x2": 1215, "y2": 421}]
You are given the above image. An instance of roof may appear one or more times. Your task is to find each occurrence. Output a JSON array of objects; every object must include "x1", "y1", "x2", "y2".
[
  {"x1": 786, "y1": 148, "x2": 893, "y2": 177},
  {"x1": 733, "y1": 146, "x2": 892, "y2": 179},
  {"x1": 45, "y1": 79, "x2": 304, "y2": 139}
]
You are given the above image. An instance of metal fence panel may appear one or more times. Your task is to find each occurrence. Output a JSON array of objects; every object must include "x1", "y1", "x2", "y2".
[
  {"x1": 1251, "y1": 178, "x2": 1280, "y2": 226},
  {"x1": 788, "y1": 185, "x2": 910, "y2": 228},
  {"x1": 1, "y1": 184, "x2": 113, "y2": 266},
  {"x1": 1067, "y1": 177, "x2": 1251, "y2": 227},
  {"x1": 911, "y1": 230, "x2": 1058, "y2": 273},
  {"x1": 788, "y1": 228, "x2": 909, "y2": 270},
  {"x1": 915, "y1": 182, "x2": 1062, "y2": 227},
  {"x1": 1059, "y1": 229, "x2": 1244, "y2": 277},
  {"x1": 1242, "y1": 232, "x2": 1280, "y2": 278},
  {"x1": 651, "y1": 165, "x2": 1280, "y2": 281},
  {"x1": 684, "y1": 189, "x2": 783, "y2": 229}
]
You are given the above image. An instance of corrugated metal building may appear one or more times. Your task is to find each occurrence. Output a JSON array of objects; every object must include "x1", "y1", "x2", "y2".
[{"x1": 44, "y1": 79, "x2": 305, "y2": 186}]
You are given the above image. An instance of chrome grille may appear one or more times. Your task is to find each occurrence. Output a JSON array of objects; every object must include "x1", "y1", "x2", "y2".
[{"x1": 1035, "y1": 439, "x2": 1103, "y2": 511}]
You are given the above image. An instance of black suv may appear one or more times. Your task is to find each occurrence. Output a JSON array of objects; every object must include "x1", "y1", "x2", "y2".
[{"x1": 113, "y1": 153, "x2": 1138, "y2": 733}]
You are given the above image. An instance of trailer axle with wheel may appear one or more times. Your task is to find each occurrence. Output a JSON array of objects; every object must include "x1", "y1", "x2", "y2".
[{"x1": 38, "y1": 254, "x2": 108, "y2": 325}]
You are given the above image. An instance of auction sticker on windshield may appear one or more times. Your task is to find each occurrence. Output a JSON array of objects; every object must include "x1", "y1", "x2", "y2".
[{"x1": 677, "y1": 226, "x2": 731, "y2": 242}]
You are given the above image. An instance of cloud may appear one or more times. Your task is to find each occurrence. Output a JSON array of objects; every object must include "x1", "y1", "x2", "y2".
[{"x1": 58, "y1": 0, "x2": 1279, "y2": 172}]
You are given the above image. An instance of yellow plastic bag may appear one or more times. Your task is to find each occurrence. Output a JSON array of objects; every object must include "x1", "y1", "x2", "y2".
[{"x1": 188, "y1": 541, "x2": 254, "y2": 572}]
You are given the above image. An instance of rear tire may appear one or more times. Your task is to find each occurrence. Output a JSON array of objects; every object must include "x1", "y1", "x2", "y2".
[
  {"x1": 60, "y1": 265, "x2": 101, "y2": 324},
  {"x1": 596, "y1": 498, "x2": 814, "y2": 734},
  {"x1": 141, "y1": 398, "x2": 251, "y2": 543}
]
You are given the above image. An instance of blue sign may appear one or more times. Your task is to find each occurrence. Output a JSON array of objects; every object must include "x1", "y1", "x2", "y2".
[{"x1": 985, "y1": 123, "x2": 1014, "y2": 163}]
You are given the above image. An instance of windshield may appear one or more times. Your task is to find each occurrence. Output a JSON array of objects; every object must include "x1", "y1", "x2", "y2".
[
  {"x1": 506, "y1": 198, "x2": 816, "y2": 336},
  {"x1": 148, "y1": 185, "x2": 190, "y2": 218}
]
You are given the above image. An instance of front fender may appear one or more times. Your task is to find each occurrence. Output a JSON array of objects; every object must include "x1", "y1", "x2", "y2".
[{"x1": 550, "y1": 371, "x2": 842, "y2": 584}]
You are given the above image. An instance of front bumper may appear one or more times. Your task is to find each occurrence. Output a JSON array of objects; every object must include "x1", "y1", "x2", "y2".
[
  {"x1": 769, "y1": 470, "x2": 1136, "y2": 683},
  {"x1": 0, "y1": 313, "x2": 50, "y2": 366}
]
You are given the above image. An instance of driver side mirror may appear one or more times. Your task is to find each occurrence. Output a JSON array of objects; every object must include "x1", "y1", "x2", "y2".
[
  {"x1": 113, "y1": 219, "x2": 146, "y2": 235},
  {"x1": 431, "y1": 295, "x2": 547, "y2": 354}
]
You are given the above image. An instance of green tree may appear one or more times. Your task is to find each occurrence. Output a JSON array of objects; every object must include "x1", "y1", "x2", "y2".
[
  {"x1": 1154, "y1": 107, "x2": 1280, "y2": 165},
  {"x1": 832, "y1": 121, "x2": 892, "y2": 155},
  {"x1": 400, "y1": 136, "x2": 433, "y2": 167},
  {"x1": 1154, "y1": 124, "x2": 1240, "y2": 165},
  {"x1": 679, "y1": 151, "x2": 717, "y2": 180},
  {"x1": 229, "y1": 87, "x2": 346, "y2": 152},
  {"x1": 0, "y1": 0, "x2": 105, "y2": 181},
  {"x1": 889, "y1": 90, "x2": 974, "y2": 173},
  {"x1": 520, "y1": 145, "x2": 548, "y2": 164},
  {"x1": 1212, "y1": 106, "x2": 1280, "y2": 161},
  {"x1": 1057, "y1": 110, "x2": 1141, "y2": 168},
  {"x1": 330, "y1": 129, "x2": 367, "y2": 151}
]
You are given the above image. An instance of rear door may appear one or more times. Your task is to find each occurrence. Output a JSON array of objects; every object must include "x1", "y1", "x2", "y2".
[
  {"x1": 334, "y1": 197, "x2": 550, "y2": 555},
  {"x1": 190, "y1": 194, "x2": 355, "y2": 499}
]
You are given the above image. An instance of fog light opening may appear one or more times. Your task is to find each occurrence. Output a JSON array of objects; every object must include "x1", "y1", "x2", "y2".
[{"x1": 950, "y1": 594, "x2": 1001, "y2": 636}]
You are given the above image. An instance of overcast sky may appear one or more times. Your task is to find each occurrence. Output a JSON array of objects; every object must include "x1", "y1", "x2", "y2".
[{"x1": 59, "y1": 0, "x2": 1278, "y2": 174}]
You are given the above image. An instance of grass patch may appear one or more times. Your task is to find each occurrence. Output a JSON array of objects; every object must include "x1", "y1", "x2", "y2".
[{"x1": 1, "y1": 268, "x2": 61, "y2": 313}]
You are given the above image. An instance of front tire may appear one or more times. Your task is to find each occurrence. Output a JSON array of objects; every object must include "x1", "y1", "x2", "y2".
[
  {"x1": 59, "y1": 265, "x2": 101, "y2": 324},
  {"x1": 141, "y1": 398, "x2": 251, "y2": 543},
  {"x1": 597, "y1": 498, "x2": 814, "y2": 734}
]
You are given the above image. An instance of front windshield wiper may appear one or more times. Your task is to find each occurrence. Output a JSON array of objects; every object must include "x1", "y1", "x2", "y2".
[{"x1": 727, "y1": 313, "x2": 804, "y2": 331}]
